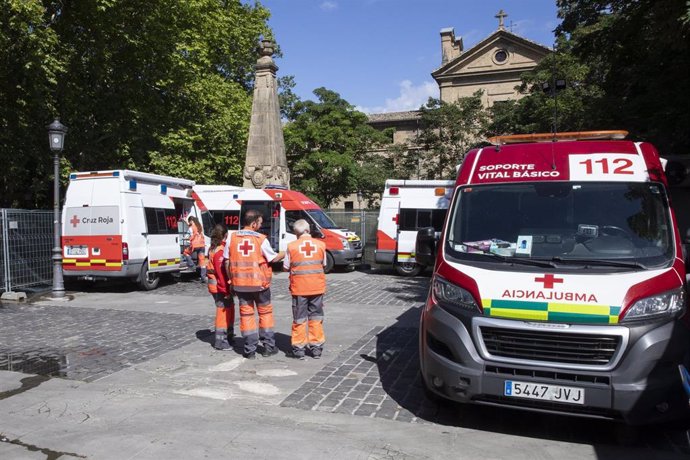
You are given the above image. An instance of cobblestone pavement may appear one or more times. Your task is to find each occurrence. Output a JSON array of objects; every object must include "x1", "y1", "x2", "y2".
[
  {"x1": 0, "y1": 304, "x2": 211, "y2": 382},
  {"x1": 133, "y1": 271, "x2": 430, "y2": 306},
  {"x1": 281, "y1": 322, "x2": 690, "y2": 455}
]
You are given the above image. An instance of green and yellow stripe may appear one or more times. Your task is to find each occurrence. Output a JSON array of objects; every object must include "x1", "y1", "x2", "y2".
[{"x1": 481, "y1": 299, "x2": 621, "y2": 324}]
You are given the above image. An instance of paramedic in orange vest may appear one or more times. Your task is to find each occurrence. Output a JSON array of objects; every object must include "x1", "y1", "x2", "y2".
[
  {"x1": 227, "y1": 210, "x2": 284, "y2": 359},
  {"x1": 207, "y1": 224, "x2": 235, "y2": 350},
  {"x1": 283, "y1": 219, "x2": 327, "y2": 360},
  {"x1": 188, "y1": 216, "x2": 207, "y2": 282}
]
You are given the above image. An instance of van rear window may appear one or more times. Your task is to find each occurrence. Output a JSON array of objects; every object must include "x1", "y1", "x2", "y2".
[
  {"x1": 144, "y1": 208, "x2": 178, "y2": 235},
  {"x1": 399, "y1": 208, "x2": 447, "y2": 232}
]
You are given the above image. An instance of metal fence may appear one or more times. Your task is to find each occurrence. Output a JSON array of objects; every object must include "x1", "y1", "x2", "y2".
[
  {"x1": 326, "y1": 211, "x2": 379, "y2": 265},
  {"x1": 1, "y1": 209, "x2": 54, "y2": 293}
]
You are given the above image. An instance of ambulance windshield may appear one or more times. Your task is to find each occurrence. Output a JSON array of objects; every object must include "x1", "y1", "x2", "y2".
[
  {"x1": 307, "y1": 210, "x2": 339, "y2": 229},
  {"x1": 446, "y1": 182, "x2": 674, "y2": 268}
]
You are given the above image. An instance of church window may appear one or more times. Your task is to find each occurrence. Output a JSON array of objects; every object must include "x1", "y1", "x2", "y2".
[{"x1": 494, "y1": 49, "x2": 508, "y2": 64}]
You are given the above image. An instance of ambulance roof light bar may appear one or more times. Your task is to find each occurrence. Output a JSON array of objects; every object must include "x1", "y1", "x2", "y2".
[{"x1": 487, "y1": 130, "x2": 629, "y2": 146}]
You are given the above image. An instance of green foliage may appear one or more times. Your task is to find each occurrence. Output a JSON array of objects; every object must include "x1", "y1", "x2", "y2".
[
  {"x1": 283, "y1": 87, "x2": 392, "y2": 208},
  {"x1": 0, "y1": 0, "x2": 272, "y2": 208},
  {"x1": 555, "y1": 0, "x2": 690, "y2": 153},
  {"x1": 404, "y1": 93, "x2": 488, "y2": 180},
  {"x1": 496, "y1": 0, "x2": 689, "y2": 154}
]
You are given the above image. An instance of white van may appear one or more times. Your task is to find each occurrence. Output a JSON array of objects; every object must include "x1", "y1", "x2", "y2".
[
  {"x1": 62, "y1": 170, "x2": 204, "y2": 290},
  {"x1": 375, "y1": 179, "x2": 454, "y2": 276}
]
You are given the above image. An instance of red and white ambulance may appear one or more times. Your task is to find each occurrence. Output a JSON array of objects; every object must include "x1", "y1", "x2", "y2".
[
  {"x1": 62, "y1": 170, "x2": 205, "y2": 290},
  {"x1": 416, "y1": 131, "x2": 690, "y2": 424},
  {"x1": 192, "y1": 185, "x2": 362, "y2": 272},
  {"x1": 375, "y1": 180, "x2": 454, "y2": 276}
]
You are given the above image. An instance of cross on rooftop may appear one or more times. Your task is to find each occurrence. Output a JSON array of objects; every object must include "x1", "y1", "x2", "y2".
[{"x1": 495, "y1": 9, "x2": 508, "y2": 30}]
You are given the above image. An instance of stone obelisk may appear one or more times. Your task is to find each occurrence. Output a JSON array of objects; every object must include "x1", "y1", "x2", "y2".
[{"x1": 243, "y1": 39, "x2": 290, "y2": 188}]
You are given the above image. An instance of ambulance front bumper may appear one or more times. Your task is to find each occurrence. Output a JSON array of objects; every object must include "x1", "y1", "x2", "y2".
[
  {"x1": 331, "y1": 248, "x2": 362, "y2": 267},
  {"x1": 420, "y1": 298, "x2": 690, "y2": 424},
  {"x1": 63, "y1": 260, "x2": 143, "y2": 280}
]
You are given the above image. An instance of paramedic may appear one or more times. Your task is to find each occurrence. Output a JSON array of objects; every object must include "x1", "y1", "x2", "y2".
[
  {"x1": 188, "y1": 216, "x2": 207, "y2": 282},
  {"x1": 207, "y1": 224, "x2": 235, "y2": 350},
  {"x1": 227, "y1": 210, "x2": 284, "y2": 359},
  {"x1": 283, "y1": 219, "x2": 327, "y2": 359}
]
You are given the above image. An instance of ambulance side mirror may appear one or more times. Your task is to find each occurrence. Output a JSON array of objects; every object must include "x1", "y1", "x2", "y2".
[
  {"x1": 313, "y1": 229, "x2": 324, "y2": 239},
  {"x1": 416, "y1": 227, "x2": 436, "y2": 266}
]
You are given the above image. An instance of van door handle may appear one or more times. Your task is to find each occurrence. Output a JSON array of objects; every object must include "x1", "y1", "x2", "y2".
[{"x1": 176, "y1": 237, "x2": 178, "y2": 243}]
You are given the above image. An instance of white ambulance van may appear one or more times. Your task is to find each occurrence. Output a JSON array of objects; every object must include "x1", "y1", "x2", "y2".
[
  {"x1": 193, "y1": 185, "x2": 362, "y2": 272},
  {"x1": 62, "y1": 170, "x2": 203, "y2": 290},
  {"x1": 416, "y1": 131, "x2": 690, "y2": 424},
  {"x1": 375, "y1": 180, "x2": 454, "y2": 276}
]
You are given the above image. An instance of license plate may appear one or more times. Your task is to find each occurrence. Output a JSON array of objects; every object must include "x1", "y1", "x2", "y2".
[
  {"x1": 504, "y1": 380, "x2": 584, "y2": 405},
  {"x1": 67, "y1": 245, "x2": 88, "y2": 256}
]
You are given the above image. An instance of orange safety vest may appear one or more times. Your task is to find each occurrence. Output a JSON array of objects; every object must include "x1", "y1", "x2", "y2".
[
  {"x1": 190, "y1": 225, "x2": 205, "y2": 249},
  {"x1": 206, "y1": 242, "x2": 224, "y2": 295},
  {"x1": 228, "y1": 229, "x2": 272, "y2": 292},
  {"x1": 287, "y1": 236, "x2": 326, "y2": 296}
]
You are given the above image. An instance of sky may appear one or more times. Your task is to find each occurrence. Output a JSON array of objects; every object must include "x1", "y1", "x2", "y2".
[{"x1": 255, "y1": 0, "x2": 560, "y2": 114}]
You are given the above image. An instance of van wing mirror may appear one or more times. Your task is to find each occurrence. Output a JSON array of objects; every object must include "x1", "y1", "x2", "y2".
[
  {"x1": 415, "y1": 227, "x2": 437, "y2": 266},
  {"x1": 313, "y1": 228, "x2": 325, "y2": 239}
]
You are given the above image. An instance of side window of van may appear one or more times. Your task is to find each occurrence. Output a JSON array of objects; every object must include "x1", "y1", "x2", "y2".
[
  {"x1": 286, "y1": 210, "x2": 309, "y2": 233},
  {"x1": 144, "y1": 208, "x2": 178, "y2": 235}
]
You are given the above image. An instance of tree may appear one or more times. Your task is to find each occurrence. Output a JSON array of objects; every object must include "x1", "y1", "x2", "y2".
[
  {"x1": 406, "y1": 93, "x2": 488, "y2": 180},
  {"x1": 0, "y1": 0, "x2": 273, "y2": 208},
  {"x1": 554, "y1": 0, "x2": 689, "y2": 153},
  {"x1": 283, "y1": 87, "x2": 392, "y2": 208}
]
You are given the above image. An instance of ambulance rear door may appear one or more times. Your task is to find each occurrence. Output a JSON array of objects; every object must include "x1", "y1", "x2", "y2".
[
  {"x1": 396, "y1": 183, "x2": 451, "y2": 264},
  {"x1": 375, "y1": 183, "x2": 401, "y2": 264},
  {"x1": 142, "y1": 193, "x2": 180, "y2": 272},
  {"x1": 240, "y1": 201, "x2": 280, "y2": 251}
]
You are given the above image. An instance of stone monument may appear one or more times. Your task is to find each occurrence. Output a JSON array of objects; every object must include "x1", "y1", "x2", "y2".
[{"x1": 243, "y1": 39, "x2": 290, "y2": 188}]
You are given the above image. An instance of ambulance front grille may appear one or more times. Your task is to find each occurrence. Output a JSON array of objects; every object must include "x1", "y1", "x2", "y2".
[{"x1": 479, "y1": 326, "x2": 621, "y2": 366}]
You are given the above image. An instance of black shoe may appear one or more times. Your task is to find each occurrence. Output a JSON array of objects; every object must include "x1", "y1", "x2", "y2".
[
  {"x1": 260, "y1": 346, "x2": 279, "y2": 357},
  {"x1": 214, "y1": 344, "x2": 232, "y2": 351},
  {"x1": 287, "y1": 351, "x2": 305, "y2": 360},
  {"x1": 243, "y1": 351, "x2": 256, "y2": 360},
  {"x1": 310, "y1": 347, "x2": 323, "y2": 359}
]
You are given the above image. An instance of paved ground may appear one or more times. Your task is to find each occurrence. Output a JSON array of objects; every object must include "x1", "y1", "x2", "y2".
[{"x1": 1, "y1": 268, "x2": 689, "y2": 459}]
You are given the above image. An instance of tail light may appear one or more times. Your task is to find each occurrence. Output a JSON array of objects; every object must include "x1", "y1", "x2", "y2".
[
  {"x1": 389, "y1": 187, "x2": 399, "y2": 195},
  {"x1": 393, "y1": 214, "x2": 399, "y2": 224},
  {"x1": 122, "y1": 242, "x2": 129, "y2": 261}
]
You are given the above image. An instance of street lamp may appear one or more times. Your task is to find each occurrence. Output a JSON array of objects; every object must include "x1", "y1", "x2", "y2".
[
  {"x1": 47, "y1": 119, "x2": 67, "y2": 298},
  {"x1": 356, "y1": 190, "x2": 365, "y2": 264}
]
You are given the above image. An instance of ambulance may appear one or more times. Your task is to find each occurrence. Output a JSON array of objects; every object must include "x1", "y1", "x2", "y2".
[
  {"x1": 416, "y1": 131, "x2": 690, "y2": 424},
  {"x1": 192, "y1": 185, "x2": 362, "y2": 272},
  {"x1": 62, "y1": 170, "x2": 206, "y2": 290},
  {"x1": 375, "y1": 180, "x2": 454, "y2": 276}
]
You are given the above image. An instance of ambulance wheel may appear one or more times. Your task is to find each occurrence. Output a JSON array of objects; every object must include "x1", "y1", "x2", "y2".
[
  {"x1": 324, "y1": 252, "x2": 335, "y2": 274},
  {"x1": 395, "y1": 262, "x2": 423, "y2": 277},
  {"x1": 138, "y1": 264, "x2": 160, "y2": 291}
]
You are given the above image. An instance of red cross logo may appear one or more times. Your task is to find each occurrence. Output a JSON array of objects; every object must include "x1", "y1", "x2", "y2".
[
  {"x1": 535, "y1": 274, "x2": 564, "y2": 289},
  {"x1": 238, "y1": 239, "x2": 254, "y2": 257},
  {"x1": 70, "y1": 215, "x2": 80, "y2": 228},
  {"x1": 299, "y1": 241, "x2": 317, "y2": 257}
]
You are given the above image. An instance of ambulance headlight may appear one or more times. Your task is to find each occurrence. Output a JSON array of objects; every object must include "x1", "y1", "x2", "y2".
[
  {"x1": 340, "y1": 238, "x2": 351, "y2": 250},
  {"x1": 432, "y1": 275, "x2": 479, "y2": 314},
  {"x1": 621, "y1": 288, "x2": 686, "y2": 322}
]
